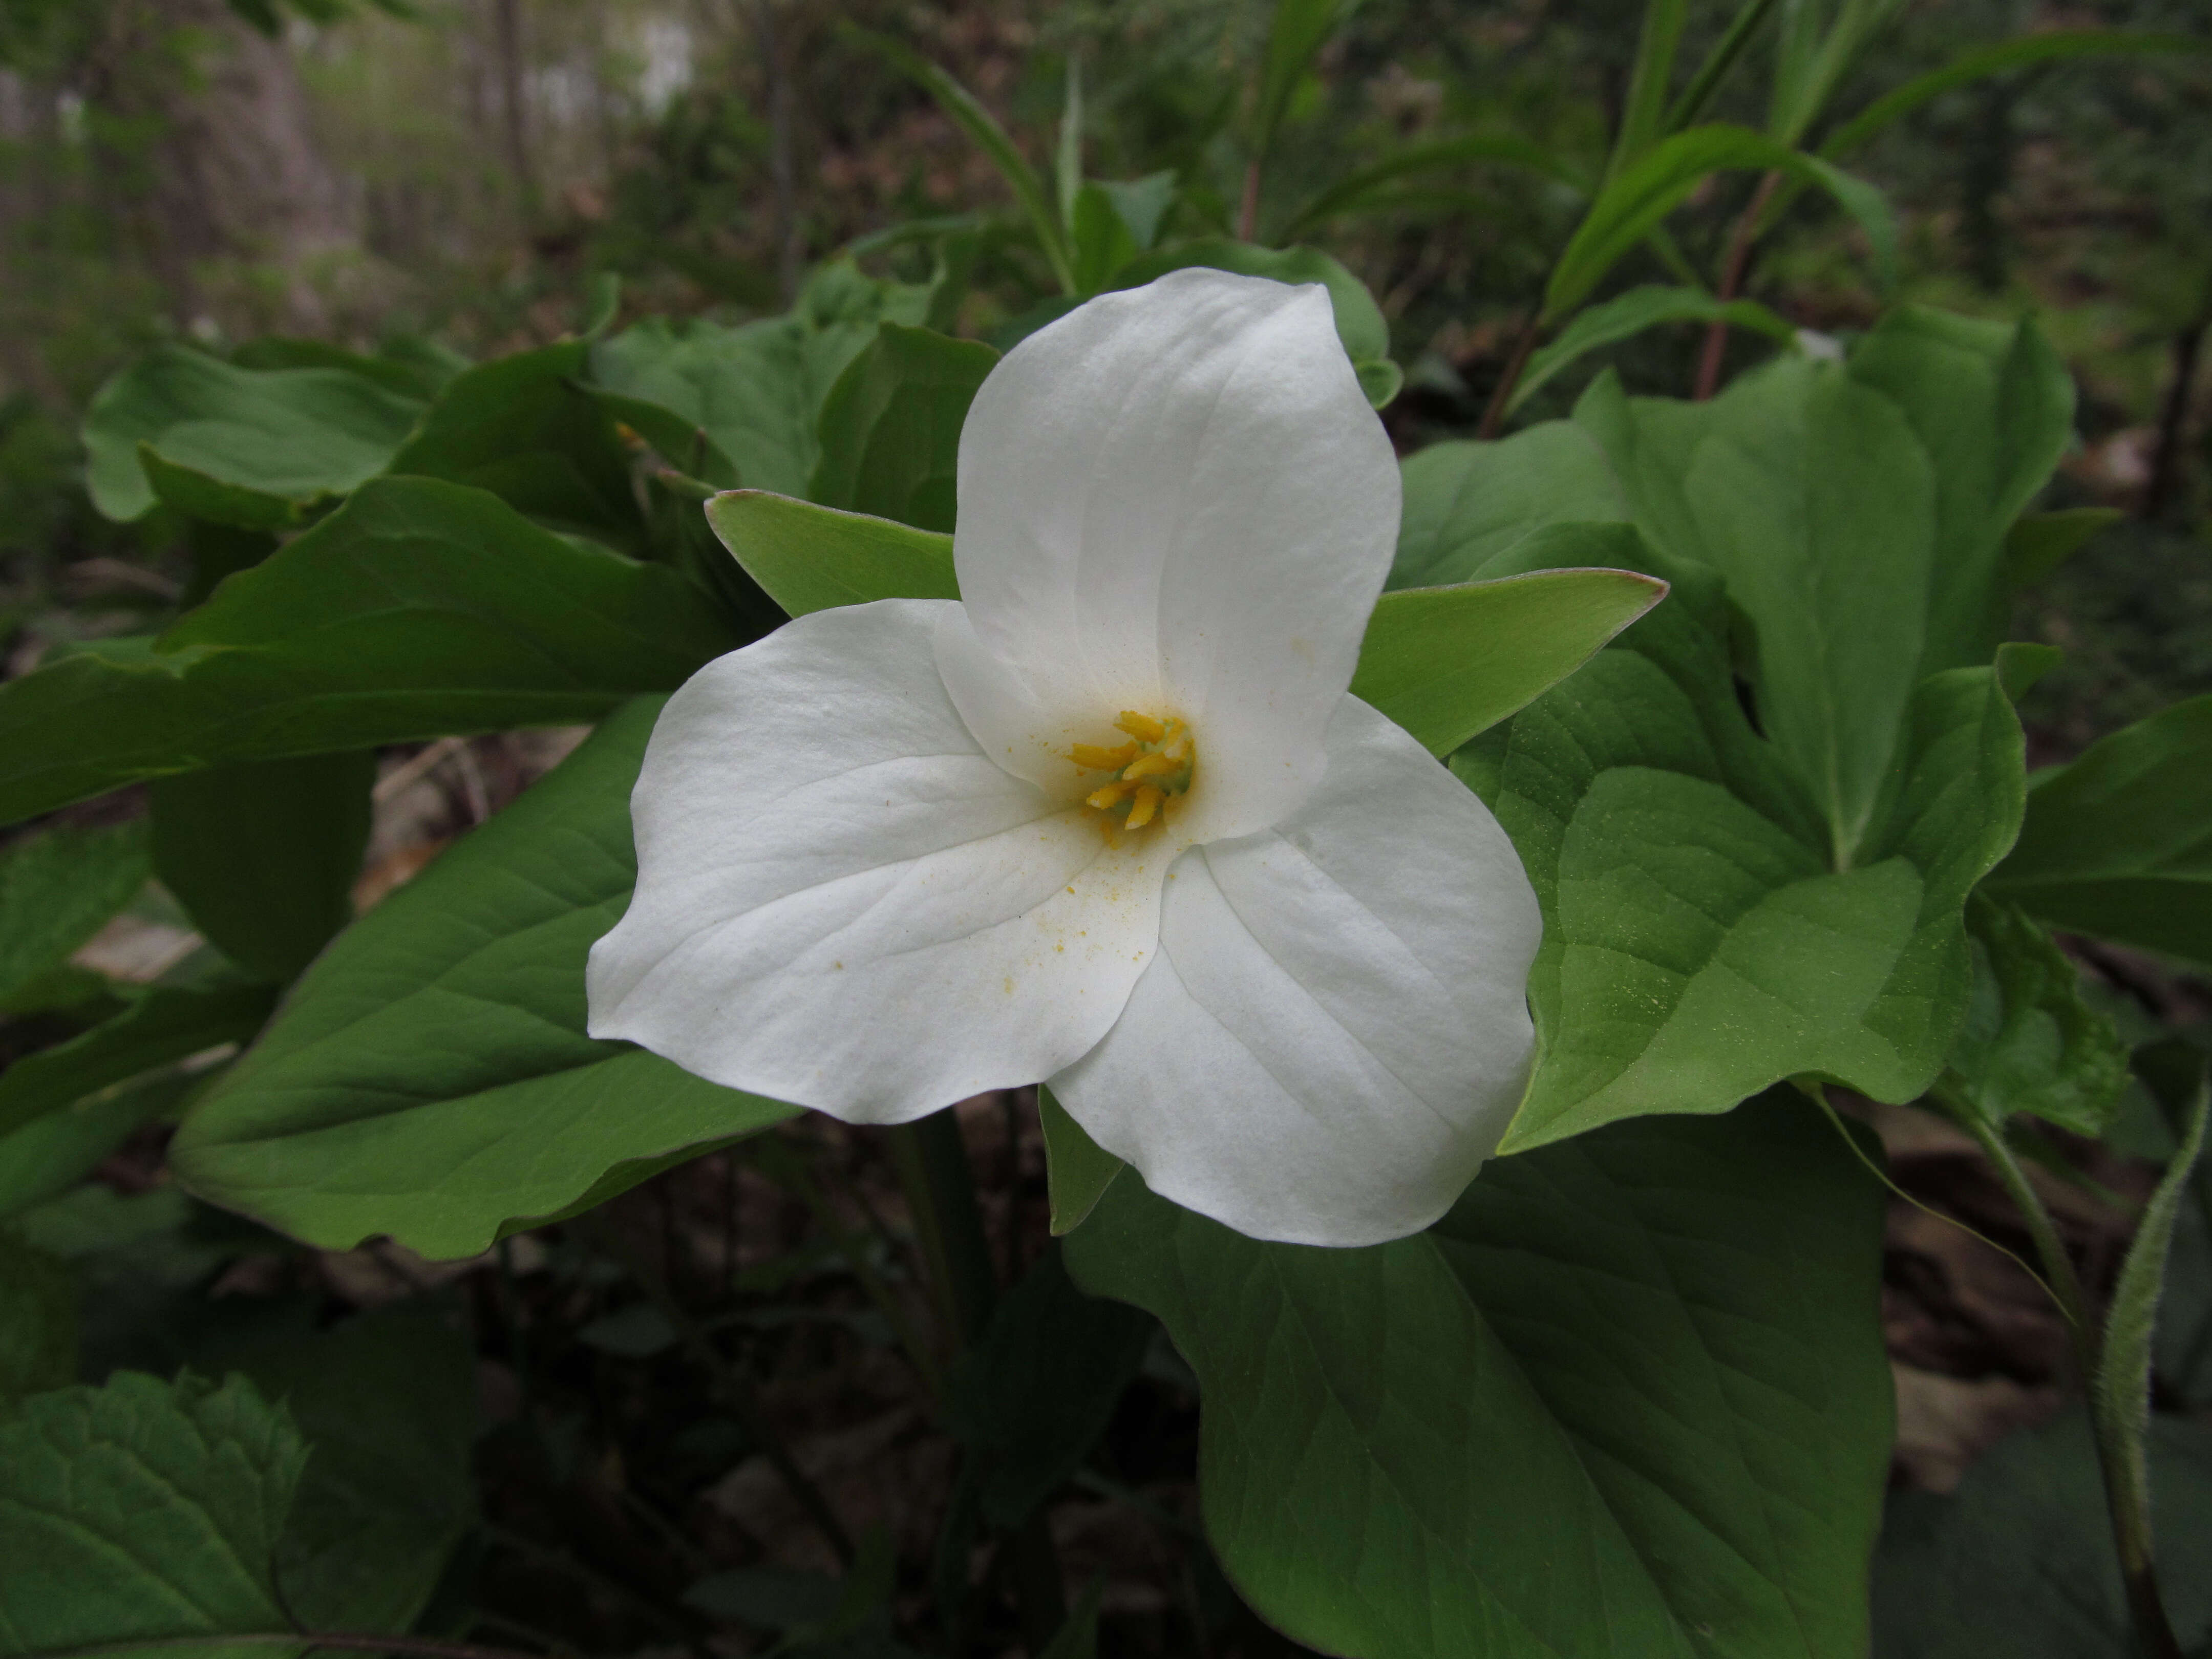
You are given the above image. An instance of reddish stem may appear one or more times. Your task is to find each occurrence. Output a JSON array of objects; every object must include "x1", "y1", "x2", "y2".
[{"x1": 1693, "y1": 167, "x2": 1783, "y2": 400}]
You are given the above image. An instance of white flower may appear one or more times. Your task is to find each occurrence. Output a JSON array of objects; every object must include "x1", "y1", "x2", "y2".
[{"x1": 587, "y1": 269, "x2": 1541, "y2": 1247}]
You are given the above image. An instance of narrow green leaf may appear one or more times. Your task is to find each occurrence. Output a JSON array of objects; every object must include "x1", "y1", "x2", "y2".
[
  {"x1": 809, "y1": 324, "x2": 1000, "y2": 533},
  {"x1": 0, "y1": 1371, "x2": 308, "y2": 1656},
  {"x1": 151, "y1": 752, "x2": 375, "y2": 984},
  {"x1": 81, "y1": 345, "x2": 422, "y2": 524},
  {"x1": 0, "y1": 982, "x2": 274, "y2": 1141},
  {"x1": 0, "y1": 1235, "x2": 75, "y2": 1407},
  {"x1": 170, "y1": 700, "x2": 799, "y2": 1260},
  {"x1": 1606, "y1": 0, "x2": 1690, "y2": 179},
  {"x1": 1545, "y1": 124, "x2": 1895, "y2": 321},
  {"x1": 1055, "y1": 53, "x2": 1083, "y2": 231},
  {"x1": 1941, "y1": 894, "x2": 2130, "y2": 1136},
  {"x1": 862, "y1": 30, "x2": 1077, "y2": 294},
  {"x1": 1821, "y1": 31, "x2": 2212, "y2": 164},
  {"x1": 1253, "y1": 0, "x2": 1360, "y2": 158},
  {"x1": 1350, "y1": 546, "x2": 1667, "y2": 757},
  {"x1": 2007, "y1": 506, "x2": 2121, "y2": 586},
  {"x1": 0, "y1": 476, "x2": 738, "y2": 824},
  {"x1": 1985, "y1": 694, "x2": 2212, "y2": 972},
  {"x1": 1509, "y1": 283, "x2": 1796, "y2": 412},
  {"x1": 1663, "y1": 0, "x2": 1782, "y2": 133},
  {"x1": 0, "y1": 821, "x2": 148, "y2": 1012},
  {"x1": 1066, "y1": 1089, "x2": 1892, "y2": 1659},
  {"x1": 1279, "y1": 132, "x2": 1587, "y2": 240},
  {"x1": 1039, "y1": 1084, "x2": 1123, "y2": 1237},
  {"x1": 706, "y1": 491, "x2": 958, "y2": 619}
]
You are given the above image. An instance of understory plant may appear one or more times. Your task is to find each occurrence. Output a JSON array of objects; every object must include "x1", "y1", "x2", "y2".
[{"x1": 2, "y1": 8, "x2": 2210, "y2": 1659}]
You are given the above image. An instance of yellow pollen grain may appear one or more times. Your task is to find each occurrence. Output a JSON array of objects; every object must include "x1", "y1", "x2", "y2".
[
  {"x1": 1115, "y1": 711, "x2": 1167, "y2": 743},
  {"x1": 1124, "y1": 784, "x2": 1164, "y2": 830}
]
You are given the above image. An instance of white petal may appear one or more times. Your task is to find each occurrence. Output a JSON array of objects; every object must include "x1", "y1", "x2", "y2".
[
  {"x1": 942, "y1": 268, "x2": 1400, "y2": 843},
  {"x1": 1050, "y1": 695, "x2": 1541, "y2": 1246},
  {"x1": 588, "y1": 600, "x2": 1171, "y2": 1123}
]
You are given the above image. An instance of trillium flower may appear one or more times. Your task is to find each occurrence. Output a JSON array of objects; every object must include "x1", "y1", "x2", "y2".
[{"x1": 587, "y1": 269, "x2": 1542, "y2": 1247}]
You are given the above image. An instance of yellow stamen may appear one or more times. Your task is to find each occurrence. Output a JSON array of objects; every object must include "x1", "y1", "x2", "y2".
[
  {"x1": 1124, "y1": 784, "x2": 1164, "y2": 831},
  {"x1": 1070, "y1": 741, "x2": 1139, "y2": 772},
  {"x1": 1159, "y1": 729, "x2": 1194, "y2": 763},
  {"x1": 1087, "y1": 780, "x2": 1135, "y2": 812},
  {"x1": 1122, "y1": 752, "x2": 1177, "y2": 782},
  {"x1": 1115, "y1": 711, "x2": 1168, "y2": 743}
]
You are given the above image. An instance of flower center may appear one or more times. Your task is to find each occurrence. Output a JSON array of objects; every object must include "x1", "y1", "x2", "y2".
[{"x1": 1069, "y1": 711, "x2": 1195, "y2": 836}]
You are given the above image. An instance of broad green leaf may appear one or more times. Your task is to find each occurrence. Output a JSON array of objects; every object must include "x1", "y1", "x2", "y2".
[
  {"x1": 589, "y1": 289, "x2": 893, "y2": 494},
  {"x1": 1349, "y1": 542, "x2": 1667, "y2": 757},
  {"x1": 0, "y1": 821, "x2": 148, "y2": 1012},
  {"x1": 1545, "y1": 124, "x2": 1894, "y2": 321},
  {"x1": 0, "y1": 476, "x2": 737, "y2": 824},
  {"x1": 1279, "y1": 133, "x2": 1587, "y2": 241},
  {"x1": 1067, "y1": 1089, "x2": 1892, "y2": 1659},
  {"x1": 944, "y1": 1246, "x2": 1153, "y2": 1527},
  {"x1": 809, "y1": 324, "x2": 1000, "y2": 533},
  {"x1": 151, "y1": 751, "x2": 375, "y2": 983},
  {"x1": 169, "y1": 700, "x2": 799, "y2": 1260},
  {"x1": 0, "y1": 982, "x2": 274, "y2": 1141},
  {"x1": 231, "y1": 335, "x2": 464, "y2": 402},
  {"x1": 1509, "y1": 284, "x2": 1796, "y2": 413},
  {"x1": 220, "y1": 1312, "x2": 477, "y2": 1632},
  {"x1": 383, "y1": 340, "x2": 642, "y2": 544},
  {"x1": 1253, "y1": 0, "x2": 1360, "y2": 158},
  {"x1": 706, "y1": 491, "x2": 959, "y2": 619},
  {"x1": 1871, "y1": 1408, "x2": 2212, "y2": 1657},
  {"x1": 81, "y1": 344, "x2": 422, "y2": 523},
  {"x1": 0, "y1": 1067, "x2": 200, "y2": 1221},
  {"x1": 2006, "y1": 507, "x2": 2120, "y2": 586},
  {"x1": 1458, "y1": 551, "x2": 2031, "y2": 1153},
  {"x1": 1985, "y1": 694, "x2": 2212, "y2": 972},
  {"x1": 0, "y1": 1370, "x2": 308, "y2": 1657},
  {"x1": 0, "y1": 1235, "x2": 75, "y2": 1407},
  {"x1": 1390, "y1": 423, "x2": 1628, "y2": 589},
  {"x1": 1039, "y1": 1084, "x2": 1122, "y2": 1237},
  {"x1": 140, "y1": 446, "x2": 322, "y2": 533},
  {"x1": 1941, "y1": 895, "x2": 2129, "y2": 1137},
  {"x1": 1105, "y1": 240, "x2": 1401, "y2": 407}
]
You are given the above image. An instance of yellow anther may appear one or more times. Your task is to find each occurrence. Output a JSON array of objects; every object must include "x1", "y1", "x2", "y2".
[
  {"x1": 1087, "y1": 780, "x2": 1134, "y2": 812},
  {"x1": 1159, "y1": 729, "x2": 1193, "y2": 763},
  {"x1": 1115, "y1": 711, "x2": 1168, "y2": 743},
  {"x1": 1122, "y1": 752, "x2": 1177, "y2": 782},
  {"x1": 1124, "y1": 784, "x2": 1164, "y2": 831},
  {"x1": 1070, "y1": 741, "x2": 1138, "y2": 772}
]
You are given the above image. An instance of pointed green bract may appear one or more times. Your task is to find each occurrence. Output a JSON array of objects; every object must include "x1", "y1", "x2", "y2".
[
  {"x1": 809, "y1": 324, "x2": 1001, "y2": 533},
  {"x1": 708, "y1": 492, "x2": 961, "y2": 620},
  {"x1": 1066, "y1": 1091, "x2": 1892, "y2": 1659},
  {"x1": 1039, "y1": 1084, "x2": 1123, "y2": 1236},
  {"x1": 170, "y1": 700, "x2": 798, "y2": 1260}
]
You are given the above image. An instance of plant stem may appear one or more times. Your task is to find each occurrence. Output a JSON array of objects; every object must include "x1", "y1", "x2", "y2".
[
  {"x1": 1237, "y1": 157, "x2": 1263, "y2": 243},
  {"x1": 1947, "y1": 1094, "x2": 2184, "y2": 1659},
  {"x1": 1477, "y1": 311, "x2": 1543, "y2": 438},
  {"x1": 1693, "y1": 167, "x2": 1783, "y2": 400}
]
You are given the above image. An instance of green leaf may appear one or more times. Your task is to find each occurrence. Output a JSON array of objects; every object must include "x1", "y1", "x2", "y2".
[
  {"x1": 1545, "y1": 124, "x2": 1895, "y2": 321},
  {"x1": 1509, "y1": 283, "x2": 1796, "y2": 413},
  {"x1": 0, "y1": 1068, "x2": 199, "y2": 1222},
  {"x1": 1768, "y1": 0, "x2": 1910, "y2": 148},
  {"x1": 1092, "y1": 172, "x2": 1177, "y2": 252},
  {"x1": 1278, "y1": 132, "x2": 1585, "y2": 241},
  {"x1": 1390, "y1": 423, "x2": 1628, "y2": 589},
  {"x1": 230, "y1": 335, "x2": 464, "y2": 402},
  {"x1": 1606, "y1": 0, "x2": 1689, "y2": 179},
  {"x1": 1663, "y1": 0, "x2": 1783, "y2": 133},
  {"x1": 863, "y1": 31, "x2": 1077, "y2": 294},
  {"x1": 588, "y1": 298, "x2": 887, "y2": 494},
  {"x1": 1039, "y1": 1084, "x2": 1122, "y2": 1237},
  {"x1": 0, "y1": 476, "x2": 738, "y2": 824},
  {"x1": 81, "y1": 345, "x2": 423, "y2": 524},
  {"x1": 1253, "y1": 0, "x2": 1360, "y2": 158},
  {"x1": 0, "y1": 1234, "x2": 75, "y2": 1407},
  {"x1": 1985, "y1": 694, "x2": 2212, "y2": 971},
  {"x1": 1871, "y1": 1407, "x2": 2212, "y2": 1657},
  {"x1": 1462, "y1": 549, "x2": 2030, "y2": 1153},
  {"x1": 2006, "y1": 507, "x2": 2120, "y2": 586},
  {"x1": 383, "y1": 340, "x2": 642, "y2": 544},
  {"x1": 1066, "y1": 1089, "x2": 1892, "y2": 1659},
  {"x1": 1104, "y1": 240, "x2": 1400, "y2": 407},
  {"x1": 1071, "y1": 185, "x2": 1140, "y2": 294},
  {"x1": 1821, "y1": 31, "x2": 2212, "y2": 165},
  {"x1": 809, "y1": 324, "x2": 1001, "y2": 533},
  {"x1": 1349, "y1": 544, "x2": 1667, "y2": 757},
  {"x1": 151, "y1": 751, "x2": 375, "y2": 984},
  {"x1": 1038, "y1": 1577, "x2": 1107, "y2": 1659},
  {"x1": 0, "y1": 1370, "x2": 308, "y2": 1656},
  {"x1": 218, "y1": 1311, "x2": 477, "y2": 1632},
  {"x1": 0, "y1": 821, "x2": 148, "y2": 1012},
  {"x1": 944, "y1": 1246, "x2": 1153, "y2": 1527},
  {"x1": 706, "y1": 491, "x2": 959, "y2": 619},
  {"x1": 169, "y1": 700, "x2": 799, "y2": 1260},
  {"x1": 0, "y1": 983, "x2": 274, "y2": 1141},
  {"x1": 1941, "y1": 894, "x2": 2130, "y2": 1136}
]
